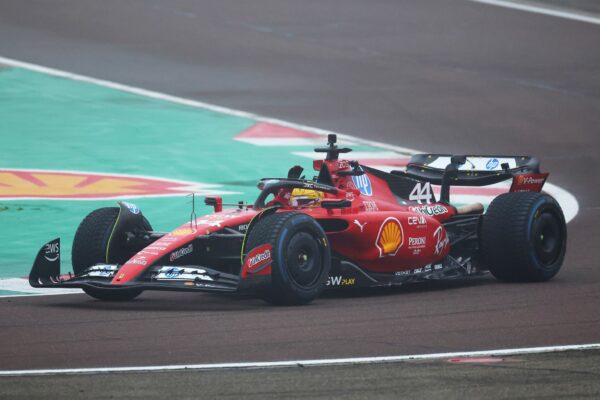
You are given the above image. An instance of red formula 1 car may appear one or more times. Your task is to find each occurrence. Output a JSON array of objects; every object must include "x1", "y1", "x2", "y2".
[{"x1": 30, "y1": 135, "x2": 567, "y2": 305}]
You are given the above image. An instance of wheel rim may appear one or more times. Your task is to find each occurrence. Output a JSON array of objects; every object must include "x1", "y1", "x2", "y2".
[
  {"x1": 285, "y1": 232, "x2": 322, "y2": 287},
  {"x1": 532, "y1": 211, "x2": 563, "y2": 267}
]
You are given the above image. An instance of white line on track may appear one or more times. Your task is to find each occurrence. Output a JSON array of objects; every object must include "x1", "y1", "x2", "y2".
[
  {"x1": 0, "y1": 56, "x2": 418, "y2": 156},
  {"x1": 0, "y1": 278, "x2": 81, "y2": 297},
  {"x1": 1, "y1": 343, "x2": 598, "y2": 376},
  {"x1": 469, "y1": 0, "x2": 600, "y2": 25}
]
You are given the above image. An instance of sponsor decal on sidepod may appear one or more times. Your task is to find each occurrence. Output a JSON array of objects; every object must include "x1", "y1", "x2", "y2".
[
  {"x1": 376, "y1": 217, "x2": 404, "y2": 257},
  {"x1": 407, "y1": 216, "x2": 427, "y2": 226},
  {"x1": 409, "y1": 204, "x2": 449, "y2": 216},
  {"x1": 408, "y1": 236, "x2": 427, "y2": 255},
  {"x1": 433, "y1": 226, "x2": 450, "y2": 256},
  {"x1": 408, "y1": 237, "x2": 426, "y2": 247},
  {"x1": 353, "y1": 220, "x2": 367, "y2": 232}
]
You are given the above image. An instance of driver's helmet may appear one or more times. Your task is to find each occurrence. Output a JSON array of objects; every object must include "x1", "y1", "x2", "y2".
[{"x1": 289, "y1": 188, "x2": 324, "y2": 207}]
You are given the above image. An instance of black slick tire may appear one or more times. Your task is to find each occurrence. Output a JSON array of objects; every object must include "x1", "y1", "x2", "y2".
[
  {"x1": 481, "y1": 192, "x2": 567, "y2": 282},
  {"x1": 244, "y1": 212, "x2": 331, "y2": 305},
  {"x1": 72, "y1": 207, "x2": 146, "y2": 301}
]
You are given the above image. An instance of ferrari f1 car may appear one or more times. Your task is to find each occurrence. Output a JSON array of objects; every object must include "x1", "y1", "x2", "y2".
[{"x1": 30, "y1": 135, "x2": 567, "y2": 305}]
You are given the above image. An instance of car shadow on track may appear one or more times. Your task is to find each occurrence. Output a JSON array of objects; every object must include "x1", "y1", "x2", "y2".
[
  {"x1": 39, "y1": 292, "x2": 268, "y2": 313},
  {"x1": 38, "y1": 276, "x2": 494, "y2": 312},
  {"x1": 321, "y1": 275, "x2": 494, "y2": 300}
]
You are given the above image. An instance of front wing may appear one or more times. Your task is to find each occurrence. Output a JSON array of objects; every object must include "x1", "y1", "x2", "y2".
[{"x1": 30, "y1": 238, "x2": 241, "y2": 294}]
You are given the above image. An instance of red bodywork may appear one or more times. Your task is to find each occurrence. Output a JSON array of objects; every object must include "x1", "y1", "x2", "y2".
[{"x1": 113, "y1": 159, "x2": 456, "y2": 284}]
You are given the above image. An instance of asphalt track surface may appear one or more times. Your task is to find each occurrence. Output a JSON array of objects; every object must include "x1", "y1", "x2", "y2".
[
  {"x1": 0, "y1": 0, "x2": 599, "y2": 397},
  {"x1": 2, "y1": 350, "x2": 600, "y2": 399}
]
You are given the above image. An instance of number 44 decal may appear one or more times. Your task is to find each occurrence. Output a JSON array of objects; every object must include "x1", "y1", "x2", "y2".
[{"x1": 409, "y1": 182, "x2": 433, "y2": 204}]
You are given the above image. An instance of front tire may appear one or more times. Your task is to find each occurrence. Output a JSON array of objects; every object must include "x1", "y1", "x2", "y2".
[
  {"x1": 481, "y1": 192, "x2": 567, "y2": 282},
  {"x1": 72, "y1": 207, "x2": 148, "y2": 301},
  {"x1": 244, "y1": 212, "x2": 331, "y2": 305}
]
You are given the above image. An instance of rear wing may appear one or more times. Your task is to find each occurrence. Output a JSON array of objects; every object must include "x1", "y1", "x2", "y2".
[
  {"x1": 393, "y1": 154, "x2": 547, "y2": 203},
  {"x1": 402, "y1": 154, "x2": 540, "y2": 186}
]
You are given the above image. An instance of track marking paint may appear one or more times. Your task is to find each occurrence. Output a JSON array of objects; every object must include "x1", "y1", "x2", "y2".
[
  {"x1": 0, "y1": 168, "x2": 236, "y2": 200},
  {"x1": 0, "y1": 278, "x2": 80, "y2": 296},
  {"x1": 469, "y1": 0, "x2": 600, "y2": 25},
  {"x1": 0, "y1": 343, "x2": 598, "y2": 376}
]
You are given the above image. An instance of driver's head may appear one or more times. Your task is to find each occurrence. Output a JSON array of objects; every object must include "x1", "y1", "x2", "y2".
[{"x1": 289, "y1": 188, "x2": 324, "y2": 207}]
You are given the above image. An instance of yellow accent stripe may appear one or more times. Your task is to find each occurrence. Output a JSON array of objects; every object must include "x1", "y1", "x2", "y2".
[
  {"x1": 105, "y1": 205, "x2": 123, "y2": 263},
  {"x1": 239, "y1": 207, "x2": 277, "y2": 265}
]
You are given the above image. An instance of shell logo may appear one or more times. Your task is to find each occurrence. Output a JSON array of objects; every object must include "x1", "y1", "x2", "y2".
[
  {"x1": 0, "y1": 169, "x2": 232, "y2": 200},
  {"x1": 376, "y1": 217, "x2": 404, "y2": 257}
]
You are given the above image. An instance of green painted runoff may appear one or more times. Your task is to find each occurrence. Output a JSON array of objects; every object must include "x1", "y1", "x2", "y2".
[{"x1": 0, "y1": 67, "x2": 386, "y2": 279}]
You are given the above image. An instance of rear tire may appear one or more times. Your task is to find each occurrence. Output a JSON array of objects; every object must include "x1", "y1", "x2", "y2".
[
  {"x1": 481, "y1": 192, "x2": 567, "y2": 282},
  {"x1": 244, "y1": 212, "x2": 331, "y2": 305},
  {"x1": 72, "y1": 207, "x2": 149, "y2": 301}
]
